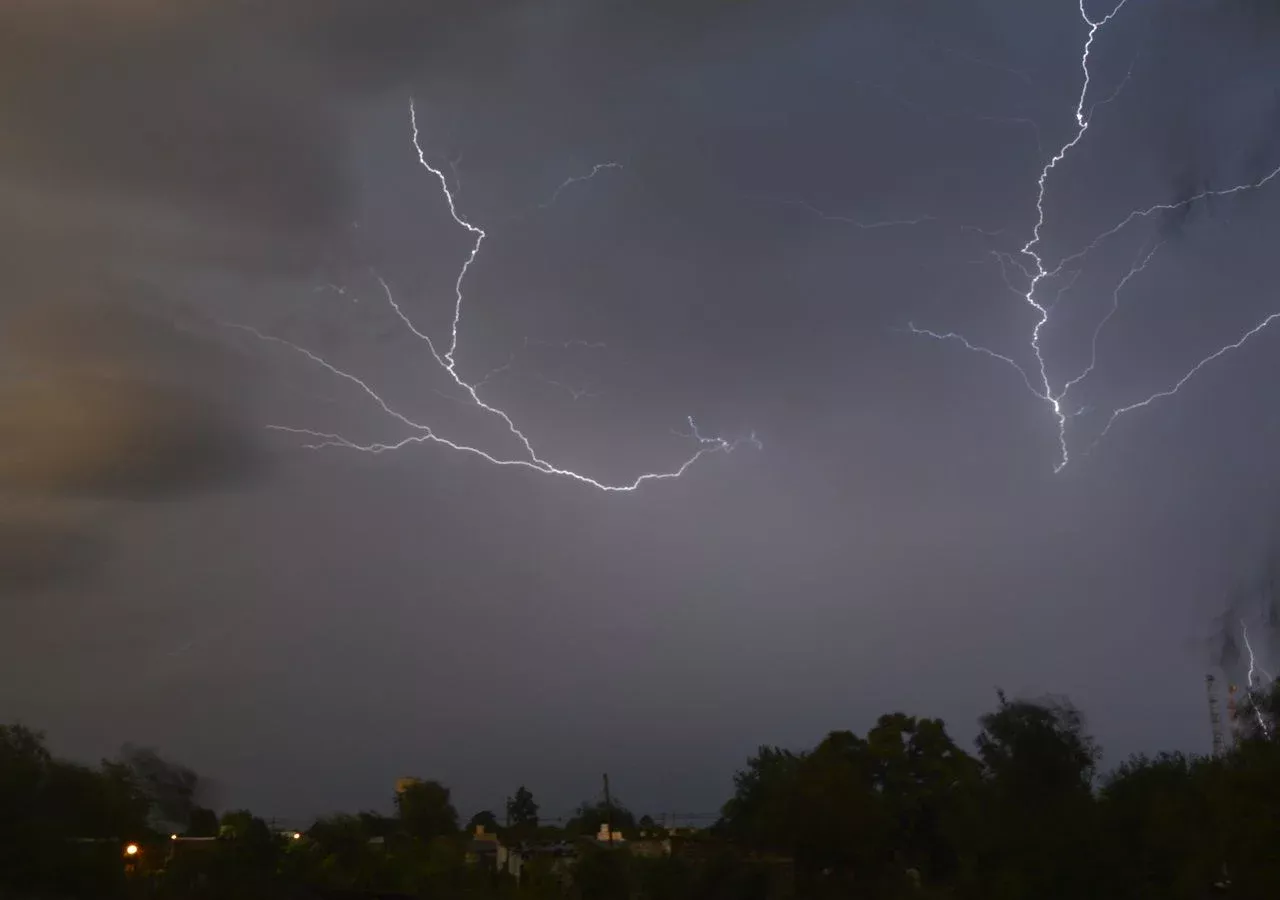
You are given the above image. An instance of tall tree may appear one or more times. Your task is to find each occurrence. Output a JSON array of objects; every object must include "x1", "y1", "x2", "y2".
[
  {"x1": 506, "y1": 784, "x2": 539, "y2": 831},
  {"x1": 1097, "y1": 752, "x2": 1222, "y2": 899},
  {"x1": 188, "y1": 805, "x2": 219, "y2": 837},
  {"x1": 965, "y1": 691, "x2": 1103, "y2": 900},
  {"x1": 975, "y1": 691, "x2": 1100, "y2": 793},
  {"x1": 862, "y1": 713, "x2": 979, "y2": 884},
  {"x1": 119, "y1": 744, "x2": 200, "y2": 830},
  {"x1": 718, "y1": 745, "x2": 803, "y2": 853},
  {"x1": 210, "y1": 809, "x2": 281, "y2": 896},
  {"x1": 305, "y1": 813, "x2": 384, "y2": 890},
  {"x1": 395, "y1": 779, "x2": 458, "y2": 842},
  {"x1": 0, "y1": 724, "x2": 52, "y2": 831}
]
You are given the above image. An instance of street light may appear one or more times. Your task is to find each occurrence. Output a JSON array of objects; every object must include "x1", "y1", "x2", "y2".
[{"x1": 124, "y1": 843, "x2": 139, "y2": 857}]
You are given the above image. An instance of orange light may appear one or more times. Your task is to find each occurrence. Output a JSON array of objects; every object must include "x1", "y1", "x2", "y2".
[{"x1": 124, "y1": 843, "x2": 139, "y2": 856}]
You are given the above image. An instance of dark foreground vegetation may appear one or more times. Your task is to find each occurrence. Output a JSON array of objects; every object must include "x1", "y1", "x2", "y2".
[{"x1": 3, "y1": 683, "x2": 1278, "y2": 900}]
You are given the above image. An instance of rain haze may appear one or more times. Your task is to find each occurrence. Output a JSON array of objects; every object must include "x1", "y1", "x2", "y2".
[{"x1": 3, "y1": 0, "x2": 1280, "y2": 824}]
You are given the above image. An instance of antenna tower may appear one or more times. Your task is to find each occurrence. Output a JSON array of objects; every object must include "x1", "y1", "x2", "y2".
[{"x1": 1206, "y1": 673, "x2": 1225, "y2": 757}]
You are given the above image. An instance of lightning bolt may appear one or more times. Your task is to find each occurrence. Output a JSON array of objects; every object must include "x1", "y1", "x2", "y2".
[
  {"x1": 1240, "y1": 619, "x2": 1273, "y2": 739},
  {"x1": 1007, "y1": 0, "x2": 1128, "y2": 472},
  {"x1": 535, "y1": 375, "x2": 602, "y2": 402},
  {"x1": 232, "y1": 101, "x2": 755, "y2": 492},
  {"x1": 1058, "y1": 240, "x2": 1163, "y2": 399},
  {"x1": 537, "y1": 162, "x2": 624, "y2": 210},
  {"x1": 1095, "y1": 311, "x2": 1280, "y2": 445},
  {"x1": 910, "y1": 0, "x2": 1280, "y2": 471}
]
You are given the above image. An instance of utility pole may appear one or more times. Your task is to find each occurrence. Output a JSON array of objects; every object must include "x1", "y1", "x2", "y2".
[{"x1": 602, "y1": 773, "x2": 614, "y2": 847}]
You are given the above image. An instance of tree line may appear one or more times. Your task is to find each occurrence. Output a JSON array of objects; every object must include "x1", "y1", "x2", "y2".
[{"x1": 2, "y1": 680, "x2": 1278, "y2": 899}]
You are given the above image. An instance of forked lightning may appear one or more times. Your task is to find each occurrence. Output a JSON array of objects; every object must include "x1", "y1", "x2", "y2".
[
  {"x1": 913, "y1": 0, "x2": 1280, "y2": 471},
  {"x1": 233, "y1": 101, "x2": 756, "y2": 492}
]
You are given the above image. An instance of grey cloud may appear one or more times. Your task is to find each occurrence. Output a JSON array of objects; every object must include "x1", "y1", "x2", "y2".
[
  {"x1": 0, "y1": 0, "x2": 832, "y2": 282},
  {"x1": 0, "y1": 4, "x2": 349, "y2": 265},
  {"x1": 0, "y1": 288, "x2": 269, "y2": 502},
  {"x1": 0, "y1": 513, "x2": 104, "y2": 594}
]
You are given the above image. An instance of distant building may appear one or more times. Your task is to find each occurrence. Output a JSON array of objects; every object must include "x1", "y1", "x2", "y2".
[
  {"x1": 594, "y1": 823, "x2": 626, "y2": 845},
  {"x1": 499, "y1": 839, "x2": 578, "y2": 885},
  {"x1": 466, "y1": 825, "x2": 501, "y2": 869}
]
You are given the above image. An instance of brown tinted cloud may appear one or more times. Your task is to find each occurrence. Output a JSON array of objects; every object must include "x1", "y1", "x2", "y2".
[{"x1": 0, "y1": 289, "x2": 267, "y2": 591}]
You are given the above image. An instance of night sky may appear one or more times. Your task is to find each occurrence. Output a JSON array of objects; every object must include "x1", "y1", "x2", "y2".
[{"x1": 3, "y1": 0, "x2": 1280, "y2": 825}]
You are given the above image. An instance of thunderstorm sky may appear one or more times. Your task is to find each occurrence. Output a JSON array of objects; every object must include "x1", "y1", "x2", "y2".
[{"x1": 3, "y1": 0, "x2": 1280, "y2": 823}]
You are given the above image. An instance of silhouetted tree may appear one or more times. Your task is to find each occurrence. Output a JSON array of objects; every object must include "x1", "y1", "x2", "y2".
[
  {"x1": 120, "y1": 743, "x2": 200, "y2": 831},
  {"x1": 357, "y1": 808, "x2": 394, "y2": 838},
  {"x1": 188, "y1": 804, "x2": 219, "y2": 836},
  {"x1": 1097, "y1": 752, "x2": 1222, "y2": 899},
  {"x1": 862, "y1": 713, "x2": 979, "y2": 885},
  {"x1": 10, "y1": 674, "x2": 1280, "y2": 900},
  {"x1": 719, "y1": 745, "x2": 803, "y2": 853},
  {"x1": 0, "y1": 725, "x2": 149, "y2": 896},
  {"x1": 204, "y1": 809, "x2": 283, "y2": 899},
  {"x1": 507, "y1": 783, "x2": 540, "y2": 831},
  {"x1": 961, "y1": 691, "x2": 1102, "y2": 900},
  {"x1": 44, "y1": 758, "x2": 149, "y2": 839},
  {"x1": 305, "y1": 812, "x2": 383, "y2": 890},
  {"x1": 395, "y1": 778, "x2": 459, "y2": 842}
]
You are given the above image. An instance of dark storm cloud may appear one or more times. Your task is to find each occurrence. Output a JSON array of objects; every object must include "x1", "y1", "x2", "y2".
[
  {"x1": 0, "y1": 0, "x2": 758, "y2": 591},
  {"x1": 0, "y1": 287, "x2": 268, "y2": 501},
  {"x1": 0, "y1": 4, "x2": 349, "y2": 277},
  {"x1": 0, "y1": 0, "x2": 821, "y2": 279},
  {"x1": 0, "y1": 1, "x2": 531, "y2": 278}
]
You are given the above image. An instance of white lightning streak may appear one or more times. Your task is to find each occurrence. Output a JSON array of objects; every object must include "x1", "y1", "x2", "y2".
[
  {"x1": 408, "y1": 102, "x2": 481, "y2": 370},
  {"x1": 1095, "y1": 311, "x2": 1280, "y2": 443},
  {"x1": 1058, "y1": 240, "x2": 1163, "y2": 398},
  {"x1": 908, "y1": 0, "x2": 1279, "y2": 470},
  {"x1": 1014, "y1": 0, "x2": 1131, "y2": 472},
  {"x1": 536, "y1": 375, "x2": 601, "y2": 402},
  {"x1": 1244, "y1": 619, "x2": 1260, "y2": 688},
  {"x1": 1044, "y1": 266, "x2": 1084, "y2": 313},
  {"x1": 1240, "y1": 620, "x2": 1273, "y2": 739},
  {"x1": 233, "y1": 101, "x2": 753, "y2": 492},
  {"x1": 905, "y1": 323, "x2": 1042, "y2": 398},
  {"x1": 1050, "y1": 161, "x2": 1280, "y2": 279},
  {"x1": 911, "y1": 2, "x2": 1133, "y2": 468},
  {"x1": 538, "y1": 162, "x2": 624, "y2": 210}
]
